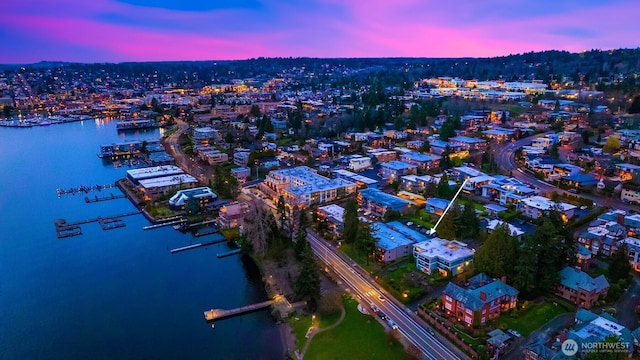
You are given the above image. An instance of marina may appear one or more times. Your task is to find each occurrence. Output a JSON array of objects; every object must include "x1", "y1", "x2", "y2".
[
  {"x1": 143, "y1": 218, "x2": 186, "y2": 230},
  {"x1": 57, "y1": 183, "x2": 115, "y2": 197},
  {"x1": 170, "y1": 234, "x2": 227, "y2": 254},
  {"x1": 217, "y1": 249, "x2": 242, "y2": 258}
]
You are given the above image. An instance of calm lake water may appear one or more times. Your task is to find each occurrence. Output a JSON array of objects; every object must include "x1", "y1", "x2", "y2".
[{"x1": 0, "y1": 120, "x2": 282, "y2": 359}]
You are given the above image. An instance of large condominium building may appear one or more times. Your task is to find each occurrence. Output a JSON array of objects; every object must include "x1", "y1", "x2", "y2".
[
  {"x1": 412, "y1": 237, "x2": 474, "y2": 277},
  {"x1": 263, "y1": 166, "x2": 356, "y2": 208}
]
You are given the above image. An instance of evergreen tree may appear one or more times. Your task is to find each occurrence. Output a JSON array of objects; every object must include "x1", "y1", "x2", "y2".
[
  {"x1": 609, "y1": 243, "x2": 632, "y2": 284},
  {"x1": 357, "y1": 221, "x2": 378, "y2": 265},
  {"x1": 437, "y1": 174, "x2": 453, "y2": 199},
  {"x1": 440, "y1": 146, "x2": 453, "y2": 170},
  {"x1": 436, "y1": 211, "x2": 457, "y2": 240},
  {"x1": 419, "y1": 140, "x2": 431, "y2": 153},
  {"x1": 461, "y1": 202, "x2": 480, "y2": 237},
  {"x1": 294, "y1": 211, "x2": 310, "y2": 259},
  {"x1": 422, "y1": 180, "x2": 438, "y2": 198},
  {"x1": 474, "y1": 224, "x2": 520, "y2": 278},
  {"x1": 342, "y1": 199, "x2": 359, "y2": 243},
  {"x1": 295, "y1": 246, "x2": 321, "y2": 311}
]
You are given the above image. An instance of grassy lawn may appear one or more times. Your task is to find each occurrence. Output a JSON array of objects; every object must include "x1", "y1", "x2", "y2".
[
  {"x1": 496, "y1": 300, "x2": 568, "y2": 336},
  {"x1": 319, "y1": 311, "x2": 342, "y2": 328},
  {"x1": 338, "y1": 243, "x2": 374, "y2": 273},
  {"x1": 288, "y1": 314, "x2": 312, "y2": 350},
  {"x1": 304, "y1": 298, "x2": 406, "y2": 360},
  {"x1": 221, "y1": 227, "x2": 240, "y2": 240},
  {"x1": 377, "y1": 262, "x2": 430, "y2": 303},
  {"x1": 406, "y1": 209, "x2": 435, "y2": 228}
]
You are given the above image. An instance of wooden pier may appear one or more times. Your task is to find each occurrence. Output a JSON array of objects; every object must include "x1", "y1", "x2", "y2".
[
  {"x1": 204, "y1": 300, "x2": 274, "y2": 322},
  {"x1": 84, "y1": 193, "x2": 126, "y2": 203},
  {"x1": 54, "y1": 211, "x2": 141, "y2": 238},
  {"x1": 56, "y1": 183, "x2": 115, "y2": 197},
  {"x1": 143, "y1": 218, "x2": 186, "y2": 231},
  {"x1": 170, "y1": 236, "x2": 227, "y2": 254}
]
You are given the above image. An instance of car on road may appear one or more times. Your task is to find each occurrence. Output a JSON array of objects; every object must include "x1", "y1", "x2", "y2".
[
  {"x1": 377, "y1": 311, "x2": 387, "y2": 320},
  {"x1": 378, "y1": 295, "x2": 385, "y2": 302},
  {"x1": 370, "y1": 303, "x2": 379, "y2": 313},
  {"x1": 580, "y1": 205, "x2": 588, "y2": 210},
  {"x1": 507, "y1": 329, "x2": 521, "y2": 338},
  {"x1": 568, "y1": 189, "x2": 578, "y2": 194},
  {"x1": 387, "y1": 319, "x2": 399, "y2": 330},
  {"x1": 406, "y1": 221, "x2": 414, "y2": 226},
  {"x1": 426, "y1": 327, "x2": 435, "y2": 336}
]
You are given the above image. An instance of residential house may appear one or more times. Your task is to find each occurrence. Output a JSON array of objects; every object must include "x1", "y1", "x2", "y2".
[
  {"x1": 372, "y1": 222, "x2": 417, "y2": 262},
  {"x1": 316, "y1": 204, "x2": 345, "y2": 234},
  {"x1": 448, "y1": 136, "x2": 487, "y2": 151},
  {"x1": 401, "y1": 174, "x2": 438, "y2": 193},
  {"x1": 620, "y1": 237, "x2": 640, "y2": 272},
  {"x1": 230, "y1": 167, "x2": 251, "y2": 182},
  {"x1": 554, "y1": 267, "x2": 609, "y2": 309},
  {"x1": 486, "y1": 219, "x2": 525, "y2": 241},
  {"x1": 218, "y1": 202, "x2": 249, "y2": 229},
  {"x1": 442, "y1": 273, "x2": 518, "y2": 327},
  {"x1": 425, "y1": 197, "x2": 451, "y2": 215},
  {"x1": 616, "y1": 163, "x2": 640, "y2": 182}
]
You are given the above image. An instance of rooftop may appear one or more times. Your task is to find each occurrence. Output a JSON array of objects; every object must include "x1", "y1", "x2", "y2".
[
  {"x1": 380, "y1": 160, "x2": 418, "y2": 171},
  {"x1": 559, "y1": 266, "x2": 609, "y2": 292},
  {"x1": 359, "y1": 188, "x2": 415, "y2": 209},
  {"x1": 413, "y1": 237, "x2": 474, "y2": 262},
  {"x1": 373, "y1": 222, "x2": 416, "y2": 250},
  {"x1": 126, "y1": 165, "x2": 184, "y2": 180}
]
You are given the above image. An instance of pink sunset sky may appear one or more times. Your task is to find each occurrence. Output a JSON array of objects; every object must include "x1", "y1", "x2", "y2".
[{"x1": 1, "y1": 0, "x2": 639, "y2": 63}]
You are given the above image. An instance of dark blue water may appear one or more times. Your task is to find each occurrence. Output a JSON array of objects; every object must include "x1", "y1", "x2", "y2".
[{"x1": 0, "y1": 120, "x2": 282, "y2": 359}]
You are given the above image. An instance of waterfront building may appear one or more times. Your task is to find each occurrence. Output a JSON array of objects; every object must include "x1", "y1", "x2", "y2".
[
  {"x1": 218, "y1": 202, "x2": 249, "y2": 229},
  {"x1": 138, "y1": 174, "x2": 198, "y2": 199},
  {"x1": 126, "y1": 165, "x2": 184, "y2": 184},
  {"x1": 168, "y1": 187, "x2": 217, "y2": 210}
]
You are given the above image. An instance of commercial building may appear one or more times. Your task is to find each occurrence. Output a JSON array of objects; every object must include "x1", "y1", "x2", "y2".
[
  {"x1": 442, "y1": 273, "x2": 518, "y2": 327},
  {"x1": 412, "y1": 237, "x2": 474, "y2": 277},
  {"x1": 357, "y1": 188, "x2": 416, "y2": 217},
  {"x1": 126, "y1": 165, "x2": 184, "y2": 184},
  {"x1": 168, "y1": 187, "x2": 217, "y2": 210},
  {"x1": 554, "y1": 267, "x2": 609, "y2": 309},
  {"x1": 138, "y1": 174, "x2": 199, "y2": 199}
]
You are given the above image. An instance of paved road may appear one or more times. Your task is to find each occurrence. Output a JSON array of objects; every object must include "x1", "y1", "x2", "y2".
[
  {"x1": 306, "y1": 230, "x2": 468, "y2": 360},
  {"x1": 493, "y1": 134, "x2": 637, "y2": 212},
  {"x1": 615, "y1": 275, "x2": 640, "y2": 330},
  {"x1": 163, "y1": 121, "x2": 214, "y2": 185}
]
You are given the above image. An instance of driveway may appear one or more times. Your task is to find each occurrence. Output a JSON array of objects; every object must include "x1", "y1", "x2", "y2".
[{"x1": 502, "y1": 312, "x2": 575, "y2": 360}]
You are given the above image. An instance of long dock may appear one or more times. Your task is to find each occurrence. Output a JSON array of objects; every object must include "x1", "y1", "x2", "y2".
[
  {"x1": 143, "y1": 218, "x2": 186, "y2": 230},
  {"x1": 194, "y1": 226, "x2": 220, "y2": 237},
  {"x1": 216, "y1": 249, "x2": 241, "y2": 258},
  {"x1": 170, "y1": 236, "x2": 227, "y2": 254},
  {"x1": 177, "y1": 219, "x2": 218, "y2": 231},
  {"x1": 204, "y1": 300, "x2": 274, "y2": 322},
  {"x1": 84, "y1": 193, "x2": 126, "y2": 203}
]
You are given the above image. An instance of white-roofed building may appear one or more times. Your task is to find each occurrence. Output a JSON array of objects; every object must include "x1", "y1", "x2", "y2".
[
  {"x1": 126, "y1": 165, "x2": 184, "y2": 184},
  {"x1": 413, "y1": 238, "x2": 474, "y2": 277},
  {"x1": 169, "y1": 187, "x2": 217, "y2": 210},
  {"x1": 138, "y1": 174, "x2": 198, "y2": 199},
  {"x1": 521, "y1": 195, "x2": 576, "y2": 222},
  {"x1": 486, "y1": 219, "x2": 525, "y2": 240}
]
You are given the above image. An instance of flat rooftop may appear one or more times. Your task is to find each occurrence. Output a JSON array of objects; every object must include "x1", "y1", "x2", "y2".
[
  {"x1": 139, "y1": 174, "x2": 198, "y2": 189},
  {"x1": 413, "y1": 238, "x2": 474, "y2": 262},
  {"x1": 359, "y1": 188, "x2": 415, "y2": 209},
  {"x1": 127, "y1": 165, "x2": 184, "y2": 180}
]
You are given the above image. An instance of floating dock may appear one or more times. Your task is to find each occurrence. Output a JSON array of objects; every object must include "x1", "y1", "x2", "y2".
[
  {"x1": 216, "y1": 249, "x2": 241, "y2": 258},
  {"x1": 84, "y1": 193, "x2": 126, "y2": 203},
  {"x1": 177, "y1": 219, "x2": 218, "y2": 232},
  {"x1": 54, "y1": 211, "x2": 141, "y2": 238},
  {"x1": 194, "y1": 226, "x2": 220, "y2": 237},
  {"x1": 204, "y1": 300, "x2": 274, "y2": 322}
]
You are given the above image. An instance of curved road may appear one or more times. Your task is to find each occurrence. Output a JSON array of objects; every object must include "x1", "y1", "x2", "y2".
[
  {"x1": 493, "y1": 133, "x2": 636, "y2": 212},
  {"x1": 307, "y1": 230, "x2": 468, "y2": 360}
]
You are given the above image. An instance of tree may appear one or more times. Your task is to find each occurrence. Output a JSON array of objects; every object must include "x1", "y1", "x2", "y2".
[
  {"x1": 419, "y1": 140, "x2": 431, "y2": 153},
  {"x1": 581, "y1": 129, "x2": 593, "y2": 145},
  {"x1": 549, "y1": 142, "x2": 560, "y2": 159},
  {"x1": 343, "y1": 199, "x2": 359, "y2": 244},
  {"x1": 422, "y1": 180, "x2": 438, "y2": 198},
  {"x1": 461, "y1": 202, "x2": 480, "y2": 238},
  {"x1": 294, "y1": 210, "x2": 310, "y2": 259},
  {"x1": 250, "y1": 104, "x2": 261, "y2": 117},
  {"x1": 436, "y1": 211, "x2": 456, "y2": 240},
  {"x1": 185, "y1": 195, "x2": 200, "y2": 214},
  {"x1": 295, "y1": 246, "x2": 321, "y2": 311},
  {"x1": 357, "y1": 221, "x2": 378, "y2": 265},
  {"x1": 439, "y1": 119, "x2": 457, "y2": 141},
  {"x1": 629, "y1": 95, "x2": 640, "y2": 114},
  {"x1": 609, "y1": 243, "x2": 632, "y2": 285},
  {"x1": 474, "y1": 224, "x2": 519, "y2": 278},
  {"x1": 437, "y1": 173, "x2": 453, "y2": 200},
  {"x1": 602, "y1": 137, "x2": 621, "y2": 154},
  {"x1": 440, "y1": 146, "x2": 453, "y2": 170}
]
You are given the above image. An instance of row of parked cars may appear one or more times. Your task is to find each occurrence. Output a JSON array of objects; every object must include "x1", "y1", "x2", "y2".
[{"x1": 369, "y1": 303, "x2": 398, "y2": 330}]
